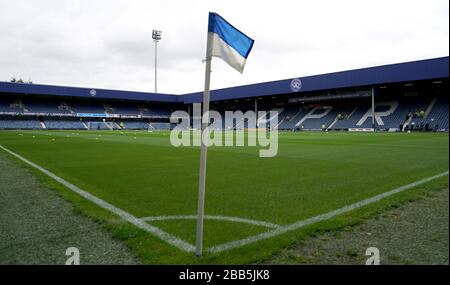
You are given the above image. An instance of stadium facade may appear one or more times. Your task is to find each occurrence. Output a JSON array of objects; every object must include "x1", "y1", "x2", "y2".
[{"x1": 0, "y1": 56, "x2": 448, "y2": 131}]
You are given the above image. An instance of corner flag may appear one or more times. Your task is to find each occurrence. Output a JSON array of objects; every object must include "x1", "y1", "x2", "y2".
[
  {"x1": 195, "y1": 12, "x2": 254, "y2": 256},
  {"x1": 208, "y1": 12, "x2": 255, "y2": 73}
]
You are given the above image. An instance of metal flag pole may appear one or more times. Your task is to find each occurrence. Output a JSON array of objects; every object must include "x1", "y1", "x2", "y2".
[{"x1": 195, "y1": 32, "x2": 213, "y2": 256}]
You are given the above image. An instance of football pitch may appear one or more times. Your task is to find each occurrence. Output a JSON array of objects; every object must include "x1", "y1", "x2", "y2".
[{"x1": 0, "y1": 130, "x2": 448, "y2": 264}]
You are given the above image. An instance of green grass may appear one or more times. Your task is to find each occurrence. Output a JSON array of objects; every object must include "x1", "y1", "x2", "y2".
[{"x1": 0, "y1": 130, "x2": 448, "y2": 264}]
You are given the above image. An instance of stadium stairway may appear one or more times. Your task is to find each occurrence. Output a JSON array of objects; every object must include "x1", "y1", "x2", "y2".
[
  {"x1": 330, "y1": 106, "x2": 368, "y2": 129},
  {"x1": 329, "y1": 99, "x2": 431, "y2": 130},
  {"x1": 278, "y1": 108, "x2": 308, "y2": 130},
  {"x1": 296, "y1": 106, "x2": 355, "y2": 130},
  {"x1": 409, "y1": 97, "x2": 449, "y2": 130}
]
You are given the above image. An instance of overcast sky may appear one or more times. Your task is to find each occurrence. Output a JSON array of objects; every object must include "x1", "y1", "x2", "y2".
[{"x1": 0, "y1": 0, "x2": 448, "y2": 95}]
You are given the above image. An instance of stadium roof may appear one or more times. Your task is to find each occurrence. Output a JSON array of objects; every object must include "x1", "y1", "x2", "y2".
[
  {"x1": 0, "y1": 81, "x2": 178, "y2": 102},
  {"x1": 0, "y1": 56, "x2": 448, "y2": 104},
  {"x1": 182, "y1": 56, "x2": 449, "y2": 103}
]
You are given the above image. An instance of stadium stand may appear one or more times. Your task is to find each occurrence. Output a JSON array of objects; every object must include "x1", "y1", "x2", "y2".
[
  {"x1": 70, "y1": 101, "x2": 106, "y2": 114},
  {"x1": 0, "y1": 57, "x2": 448, "y2": 131},
  {"x1": 140, "y1": 105, "x2": 172, "y2": 118},
  {"x1": 425, "y1": 97, "x2": 449, "y2": 130},
  {"x1": 0, "y1": 98, "x2": 26, "y2": 113},
  {"x1": 378, "y1": 98, "x2": 429, "y2": 130},
  {"x1": 25, "y1": 99, "x2": 73, "y2": 114},
  {"x1": 123, "y1": 121, "x2": 149, "y2": 130},
  {"x1": 277, "y1": 107, "x2": 307, "y2": 130},
  {"x1": 330, "y1": 98, "x2": 432, "y2": 130},
  {"x1": 0, "y1": 96, "x2": 447, "y2": 131},
  {"x1": 86, "y1": 121, "x2": 121, "y2": 130},
  {"x1": 297, "y1": 106, "x2": 347, "y2": 130},
  {"x1": 407, "y1": 97, "x2": 449, "y2": 131},
  {"x1": 0, "y1": 119, "x2": 42, "y2": 129},
  {"x1": 149, "y1": 122, "x2": 172, "y2": 130},
  {"x1": 45, "y1": 120, "x2": 86, "y2": 130},
  {"x1": 331, "y1": 106, "x2": 368, "y2": 130},
  {"x1": 114, "y1": 104, "x2": 141, "y2": 116}
]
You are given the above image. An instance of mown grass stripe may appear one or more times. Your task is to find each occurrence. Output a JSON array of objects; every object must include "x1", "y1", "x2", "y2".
[
  {"x1": 0, "y1": 145, "x2": 195, "y2": 253},
  {"x1": 208, "y1": 171, "x2": 449, "y2": 253}
]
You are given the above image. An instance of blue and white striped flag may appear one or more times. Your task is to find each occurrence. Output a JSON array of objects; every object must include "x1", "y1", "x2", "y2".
[{"x1": 208, "y1": 12, "x2": 255, "y2": 73}]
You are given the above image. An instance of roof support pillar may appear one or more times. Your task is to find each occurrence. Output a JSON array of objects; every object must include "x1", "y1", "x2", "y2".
[{"x1": 371, "y1": 86, "x2": 375, "y2": 130}]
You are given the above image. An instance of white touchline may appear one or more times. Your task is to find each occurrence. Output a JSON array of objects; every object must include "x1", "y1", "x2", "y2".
[
  {"x1": 140, "y1": 215, "x2": 282, "y2": 229},
  {"x1": 207, "y1": 171, "x2": 449, "y2": 253},
  {"x1": 0, "y1": 145, "x2": 195, "y2": 253}
]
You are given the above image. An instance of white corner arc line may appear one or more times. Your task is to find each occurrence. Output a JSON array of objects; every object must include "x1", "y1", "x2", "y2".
[
  {"x1": 208, "y1": 171, "x2": 449, "y2": 253},
  {"x1": 141, "y1": 215, "x2": 281, "y2": 229},
  {"x1": 0, "y1": 145, "x2": 195, "y2": 253}
]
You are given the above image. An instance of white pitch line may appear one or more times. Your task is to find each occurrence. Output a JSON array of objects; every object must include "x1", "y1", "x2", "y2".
[
  {"x1": 208, "y1": 171, "x2": 449, "y2": 253},
  {"x1": 2, "y1": 144, "x2": 447, "y2": 255},
  {"x1": 141, "y1": 214, "x2": 282, "y2": 229},
  {"x1": 0, "y1": 145, "x2": 195, "y2": 253}
]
